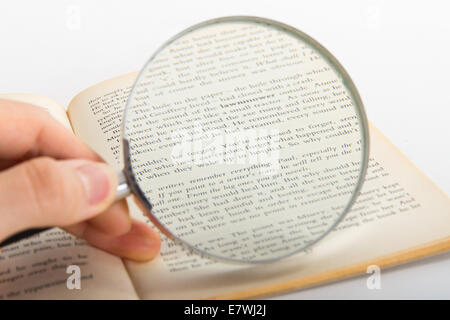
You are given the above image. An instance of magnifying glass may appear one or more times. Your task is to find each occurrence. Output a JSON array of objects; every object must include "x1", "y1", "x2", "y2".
[{"x1": 1, "y1": 16, "x2": 369, "y2": 263}]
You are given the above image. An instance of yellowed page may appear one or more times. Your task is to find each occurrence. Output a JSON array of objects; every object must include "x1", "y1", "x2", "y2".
[
  {"x1": 0, "y1": 93, "x2": 138, "y2": 299},
  {"x1": 0, "y1": 93, "x2": 72, "y2": 131},
  {"x1": 0, "y1": 229, "x2": 138, "y2": 299},
  {"x1": 68, "y1": 72, "x2": 138, "y2": 169},
  {"x1": 67, "y1": 73, "x2": 450, "y2": 300}
]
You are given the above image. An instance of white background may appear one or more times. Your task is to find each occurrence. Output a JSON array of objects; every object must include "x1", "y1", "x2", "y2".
[{"x1": 0, "y1": 0, "x2": 449, "y2": 299}]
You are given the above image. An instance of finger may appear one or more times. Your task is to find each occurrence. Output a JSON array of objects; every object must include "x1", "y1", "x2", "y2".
[
  {"x1": 0, "y1": 157, "x2": 117, "y2": 241},
  {"x1": 87, "y1": 200, "x2": 131, "y2": 236},
  {"x1": 0, "y1": 99, "x2": 101, "y2": 163},
  {"x1": 0, "y1": 100, "x2": 132, "y2": 238},
  {"x1": 66, "y1": 219, "x2": 161, "y2": 262}
]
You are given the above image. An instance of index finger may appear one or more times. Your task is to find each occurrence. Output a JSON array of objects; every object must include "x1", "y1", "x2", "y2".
[{"x1": 0, "y1": 99, "x2": 102, "y2": 162}]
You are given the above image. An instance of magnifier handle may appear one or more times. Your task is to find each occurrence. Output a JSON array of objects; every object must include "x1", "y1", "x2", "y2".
[{"x1": 116, "y1": 170, "x2": 131, "y2": 200}]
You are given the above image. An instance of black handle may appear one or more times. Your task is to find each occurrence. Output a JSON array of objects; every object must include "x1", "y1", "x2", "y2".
[{"x1": 0, "y1": 227, "x2": 51, "y2": 248}]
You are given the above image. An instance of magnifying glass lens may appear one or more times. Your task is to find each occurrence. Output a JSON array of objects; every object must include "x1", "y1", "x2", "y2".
[{"x1": 122, "y1": 17, "x2": 368, "y2": 262}]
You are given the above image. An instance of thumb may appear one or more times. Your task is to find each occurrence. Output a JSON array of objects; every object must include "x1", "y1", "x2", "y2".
[{"x1": 0, "y1": 157, "x2": 117, "y2": 240}]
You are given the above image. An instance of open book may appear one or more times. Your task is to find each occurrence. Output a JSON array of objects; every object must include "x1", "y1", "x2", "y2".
[{"x1": 0, "y1": 72, "x2": 449, "y2": 299}]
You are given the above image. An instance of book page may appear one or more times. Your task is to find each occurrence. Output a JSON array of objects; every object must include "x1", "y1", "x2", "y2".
[
  {"x1": 0, "y1": 93, "x2": 72, "y2": 130},
  {"x1": 0, "y1": 93, "x2": 138, "y2": 299},
  {"x1": 67, "y1": 72, "x2": 450, "y2": 299}
]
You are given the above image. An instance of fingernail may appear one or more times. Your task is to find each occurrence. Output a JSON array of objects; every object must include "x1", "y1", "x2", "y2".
[{"x1": 75, "y1": 163, "x2": 113, "y2": 205}]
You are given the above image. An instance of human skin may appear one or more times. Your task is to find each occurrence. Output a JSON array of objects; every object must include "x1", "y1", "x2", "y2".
[{"x1": 0, "y1": 99, "x2": 161, "y2": 262}]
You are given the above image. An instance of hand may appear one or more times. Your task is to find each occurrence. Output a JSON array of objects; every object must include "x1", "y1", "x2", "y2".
[{"x1": 0, "y1": 99, "x2": 161, "y2": 261}]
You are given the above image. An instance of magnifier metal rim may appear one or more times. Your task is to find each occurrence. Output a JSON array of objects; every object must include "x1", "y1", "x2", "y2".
[{"x1": 121, "y1": 15, "x2": 370, "y2": 264}]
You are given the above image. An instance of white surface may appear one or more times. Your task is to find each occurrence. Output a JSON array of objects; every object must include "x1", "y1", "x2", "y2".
[{"x1": 0, "y1": 0, "x2": 449, "y2": 299}]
